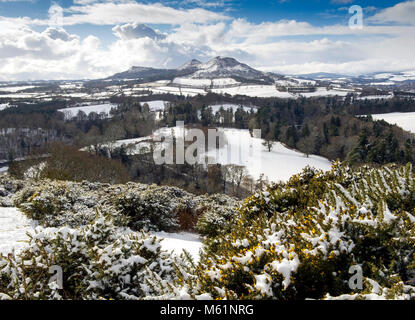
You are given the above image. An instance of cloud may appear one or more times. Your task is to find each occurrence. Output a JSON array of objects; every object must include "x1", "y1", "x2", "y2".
[
  {"x1": 61, "y1": 1, "x2": 230, "y2": 26},
  {"x1": 112, "y1": 23, "x2": 166, "y2": 40},
  {"x1": 330, "y1": 0, "x2": 353, "y2": 4},
  {"x1": 368, "y1": 0, "x2": 415, "y2": 25},
  {"x1": 180, "y1": 0, "x2": 231, "y2": 8},
  {"x1": 0, "y1": 1, "x2": 415, "y2": 80},
  {"x1": 225, "y1": 18, "x2": 413, "y2": 44}
]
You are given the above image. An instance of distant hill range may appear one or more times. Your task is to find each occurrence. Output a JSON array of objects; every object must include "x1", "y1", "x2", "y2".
[
  {"x1": 108, "y1": 56, "x2": 283, "y2": 85},
  {"x1": 108, "y1": 56, "x2": 415, "y2": 90}
]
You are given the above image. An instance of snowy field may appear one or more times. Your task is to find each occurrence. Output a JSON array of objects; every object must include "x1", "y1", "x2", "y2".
[
  {"x1": 299, "y1": 87, "x2": 352, "y2": 98},
  {"x1": 0, "y1": 82, "x2": 369, "y2": 103},
  {"x1": 205, "y1": 128, "x2": 331, "y2": 182},
  {"x1": 173, "y1": 77, "x2": 239, "y2": 87},
  {"x1": 141, "y1": 100, "x2": 169, "y2": 111},
  {"x1": 153, "y1": 231, "x2": 203, "y2": 262},
  {"x1": 58, "y1": 103, "x2": 118, "y2": 119},
  {"x1": 357, "y1": 94, "x2": 394, "y2": 100},
  {"x1": 371, "y1": 112, "x2": 415, "y2": 134},
  {"x1": 0, "y1": 208, "x2": 37, "y2": 255},
  {"x1": 0, "y1": 103, "x2": 14, "y2": 111},
  {"x1": 112, "y1": 127, "x2": 331, "y2": 183},
  {"x1": 148, "y1": 86, "x2": 207, "y2": 97},
  {"x1": 0, "y1": 86, "x2": 36, "y2": 93},
  {"x1": 212, "y1": 85, "x2": 294, "y2": 98},
  {"x1": 208, "y1": 103, "x2": 258, "y2": 114}
]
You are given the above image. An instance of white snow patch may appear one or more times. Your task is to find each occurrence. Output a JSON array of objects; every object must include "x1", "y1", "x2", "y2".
[
  {"x1": 205, "y1": 128, "x2": 331, "y2": 182},
  {"x1": 371, "y1": 112, "x2": 415, "y2": 134},
  {"x1": 58, "y1": 103, "x2": 118, "y2": 119},
  {"x1": 0, "y1": 207, "x2": 37, "y2": 255},
  {"x1": 153, "y1": 231, "x2": 203, "y2": 262}
]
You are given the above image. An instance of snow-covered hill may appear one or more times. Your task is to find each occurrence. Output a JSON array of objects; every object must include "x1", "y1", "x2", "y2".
[
  {"x1": 109, "y1": 56, "x2": 278, "y2": 84},
  {"x1": 189, "y1": 56, "x2": 272, "y2": 82}
]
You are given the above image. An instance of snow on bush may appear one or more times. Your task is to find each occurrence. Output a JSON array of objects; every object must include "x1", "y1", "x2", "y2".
[
  {"x1": 195, "y1": 194, "x2": 239, "y2": 237},
  {"x1": 0, "y1": 175, "x2": 24, "y2": 207},
  {"x1": 157, "y1": 163, "x2": 415, "y2": 300},
  {"x1": 0, "y1": 212, "x2": 177, "y2": 300},
  {"x1": 12, "y1": 179, "x2": 239, "y2": 232},
  {"x1": 13, "y1": 180, "x2": 125, "y2": 228}
]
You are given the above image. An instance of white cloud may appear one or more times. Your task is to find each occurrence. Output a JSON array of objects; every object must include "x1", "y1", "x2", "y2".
[
  {"x1": 368, "y1": 0, "x2": 415, "y2": 25},
  {"x1": 330, "y1": 0, "x2": 353, "y2": 4},
  {"x1": 62, "y1": 1, "x2": 229, "y2": 26},
  {"x1": 112, "y1": 23, "x2": 166, "y2": 40}
]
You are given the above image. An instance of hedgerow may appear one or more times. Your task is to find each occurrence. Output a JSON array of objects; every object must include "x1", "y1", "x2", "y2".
[{"x1": 11, "y1": 179, "x2": 239, "y2": 232}]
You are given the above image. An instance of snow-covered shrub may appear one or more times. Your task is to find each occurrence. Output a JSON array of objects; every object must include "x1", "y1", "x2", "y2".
[
  {"x1": 113, "y1": 186, "x2": 181, "y2": 232},
  {"x1": 13, "y1": 180, "x2": 126, "y2": 228},
  {"x1": 23, "y1": 162, "x2": 46, "y2": 180},
  {"x1": 165, "y1": 163, "x2": 415, "y2": 300},
  {"x1": 0, "y1": 175, "x2": 24, "y2": 207},
  {"x1": 12, "y1": 178, "x2": 239, "y2": 232},
  {"x1": 112, "y1": 185, "x2": 239, "y2": 232},
  {"x1": 0, "y1": 213, "x2": 176, "y2": 300},
  {"x1": 195, "y1": 194, "x2": 239, "y2": 237}
]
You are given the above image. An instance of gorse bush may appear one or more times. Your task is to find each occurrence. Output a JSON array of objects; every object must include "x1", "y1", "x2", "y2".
[
  {"x1": 195, "y1": 194, "x2": 239, "y2": 237},
  {"x1": 0, "y1": 212, "x2": 176, "y2": 300},
  {"x1": 0, "y1": 175, "x2": 23, "y2": 207},
  {"x1": 13, "y1": 180, "x2": 126, "y2": 228},
  {"x1": 113, "y1": 186, "x2": 180, "y2": 231},
  {"x1": 12, "y1": 178, "x2": 239, "y2": 232},
  {"x1": 156, "y1": 163, "x2": 415, "y2": 300}
]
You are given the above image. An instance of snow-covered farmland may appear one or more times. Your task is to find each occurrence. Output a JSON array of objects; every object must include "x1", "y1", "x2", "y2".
[
  {"x1": 371, "y1": 112, "x2": 415, "y2": 134},
  {"x1": 299, "y1": 87, "x2": 352, "y2": 98},
  {"x1": 173, "y1": 77, "x2": 239, "y2": 87},
  {"x1": 0, "y1": 103, "x2": 14, "y2": 111},
  {"x1": 141, "y1": 100, "x2": 169, "y2": 111},
  {"x1": 208, "y1": 103, "x2": 258, "y2": 114},
  {"x1": 58, "y1": 103, "x2": 118, "y2": 119},
  {"x1": 212, "y1": 85, "x2": 294, "y2": 98},
  {"x1": 147, "y1": 86, "x2": 207, "y2": 97},
  {"x1": 0, "y1": 86, "x2": 36, "y2": 93},
  {"x1": 357, "y1": 94, "x2": 394, "y2": 100}
]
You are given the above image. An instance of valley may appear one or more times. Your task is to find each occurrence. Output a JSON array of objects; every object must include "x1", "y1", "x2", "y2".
[{"x1": 1, "y1": 57, "x2": 415, "y2": 302}]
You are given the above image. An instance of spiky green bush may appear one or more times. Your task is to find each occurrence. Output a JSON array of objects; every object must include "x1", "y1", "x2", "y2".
[
  {"x1": 113, "y1": 186, "x2": 180, "y2": 232},
  {"x1": 159, "y1": 163, "x2": 415, "y2": 300},
  {"x1": 12, "y1": 179, "x2": 239, "y2": 232},
  {"x1": 0, "y1": 212, "x2": 176, "y2": 300},
  {"x1": 195, "y1": 195, "x2": 239, "y2": 237}
]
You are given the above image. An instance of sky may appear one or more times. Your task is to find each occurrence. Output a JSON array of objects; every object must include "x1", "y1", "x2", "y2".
[{"x1": 0, "y1": 0, "x2": 414, "y2": 80}]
